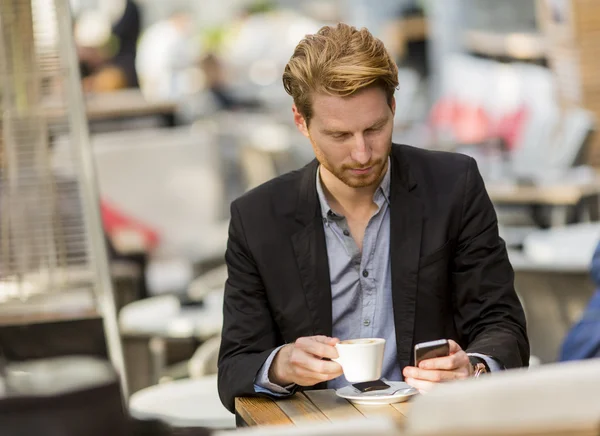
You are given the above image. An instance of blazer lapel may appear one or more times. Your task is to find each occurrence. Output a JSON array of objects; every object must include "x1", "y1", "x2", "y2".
[
  {"x1": 291, "y1": 161, "x2": 333, "y2": 337},
  {"x1": 390, "y1": 145, "x2": 423, "y2": 370}
]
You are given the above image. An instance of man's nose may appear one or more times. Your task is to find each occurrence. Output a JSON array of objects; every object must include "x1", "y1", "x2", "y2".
[{"x1": 350, "y1": 134, "x2": 371, "y2": 165}]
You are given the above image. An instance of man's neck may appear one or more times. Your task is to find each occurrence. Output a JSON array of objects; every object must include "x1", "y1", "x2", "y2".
[{"x1": 319, "y1": 162, "x2": 388, "y2": 217}]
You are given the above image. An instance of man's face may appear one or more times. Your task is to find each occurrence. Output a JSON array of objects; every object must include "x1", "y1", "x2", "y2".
[{"x1": 293, "y1": 86, "x2": 395, "y2": 189}]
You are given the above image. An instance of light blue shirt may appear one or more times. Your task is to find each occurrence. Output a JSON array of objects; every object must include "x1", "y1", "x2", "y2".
[
  {"x1": 315, "y1": 161, "x2": 399, "y2": 390},
  {"x1": 254, "y1": 160, "x2": 498, "y2": 395}
]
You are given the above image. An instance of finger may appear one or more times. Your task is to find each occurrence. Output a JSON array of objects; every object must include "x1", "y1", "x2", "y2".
[
  {"x1": 447, "y1": 339, "x2": 462, "y2": 355},
  {"x1": 290, "y1": 349, "x2": 344, "y2": 375},
  {"x1": 295, "y1": 337, "x2": 339, "y2": 359},
  {"x1": 405, "y1": 367, "x2": 468, "y2": 383},
  {"x1": 293, "y1": 366, "x2": 341, "y2": 386},
  {"x1": 419, "y1": 351, "x2": 468, "y2": 371},
  {"x1": 404, "y1": 377, "x2": 436, "y2": 393},
  {"x1": 418, "y1": 355, "x2": 456, "y2": 370},
  {"x1": 313, "y1": 336, "x2": 340, "y2": 346}
]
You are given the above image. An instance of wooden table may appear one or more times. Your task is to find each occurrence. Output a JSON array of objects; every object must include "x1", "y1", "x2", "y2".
[
  {"x1": 235, "y1": 389, "x2": 412, "y2": 428},
  {"x1": 486, "y1": 181, "x2": 600, "y2": 226}
]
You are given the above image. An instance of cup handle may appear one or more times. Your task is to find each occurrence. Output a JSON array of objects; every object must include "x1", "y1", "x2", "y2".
[{"x1": 332, "y1": 344, "x2": 342, "y2": 366}]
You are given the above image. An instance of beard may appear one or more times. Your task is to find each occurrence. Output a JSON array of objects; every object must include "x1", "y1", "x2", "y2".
[
  {"x1": 331, "y1": 159, "x2": 387, "y2": 188},
  {"x1": 313, "y1": 142, "x2": 391, "y2": 189}
]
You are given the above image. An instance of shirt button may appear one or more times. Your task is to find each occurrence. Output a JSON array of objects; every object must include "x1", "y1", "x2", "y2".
[
  {"x1": 362, "y1": 270, "x2": 369, "y2": 278},
  {"x1": 363, "y1": 319, "x2": 371, "y2": 326},
  {"x1": 343, "y1": 229, "x2": 350, "y2": 236}
]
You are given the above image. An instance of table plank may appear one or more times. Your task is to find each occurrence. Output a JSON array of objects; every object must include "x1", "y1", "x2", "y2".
[
  {"x1": 304, "y1": 390, "x2": 364, "y2": 422},
  {"x1": 235, "y1": 397, "x2": 293, "y2": 427},
  {"x1": 351, "y1": 402, "x2": 407, "y2": 426},
  {"x1": 276, "y1": 393, "x2": 329, "y2": 425},
  {"x1": 390, "y1": 401, "x2": 413, "y2": 418}
]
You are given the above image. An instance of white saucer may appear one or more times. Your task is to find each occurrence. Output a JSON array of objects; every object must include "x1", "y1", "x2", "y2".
[{"x1": 335, "y1": 381, "x2": 418, "y2": 405}]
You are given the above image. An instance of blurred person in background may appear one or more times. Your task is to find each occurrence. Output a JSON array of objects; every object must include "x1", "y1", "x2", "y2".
[
  {"x1": 217, "y1": 23, "x2": 529, "y2": 412},
  {"x1": 136, "y1": 11, "x2": 198, "y2": 100},
  {"x1": 559, "y1": 240, "x2": 600, "y2": 361},
  {"x1": 199, "y1": 53, "x2": 261, "y2": 111},
  {"x1": 75, "y1": 0, "x2": 140, "y2": 92}
]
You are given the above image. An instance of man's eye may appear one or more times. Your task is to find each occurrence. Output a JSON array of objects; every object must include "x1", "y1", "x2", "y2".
[{"x1": 332, "y1": 133, "x2": 349, "y2": 140}]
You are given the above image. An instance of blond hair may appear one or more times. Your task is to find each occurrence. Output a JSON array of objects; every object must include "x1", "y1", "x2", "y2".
[{"x1": 283, "y1": 23, "x2": 399, "y2": 123}]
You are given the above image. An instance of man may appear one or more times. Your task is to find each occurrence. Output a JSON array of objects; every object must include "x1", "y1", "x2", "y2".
[
  {"x1": 218, "y1": 23, "x2": 529, "y2": 413},
  {"x1": 76, "y1": 0, "x2": 140, "y2": 91}
]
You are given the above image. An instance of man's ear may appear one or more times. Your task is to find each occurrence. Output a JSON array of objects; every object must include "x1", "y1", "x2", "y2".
[
  {"x1": 292, "y1": 104, "x2": 309, "y2": 138},
  {"x1": 391, "y1": 96, "x2": 396, "y2": 116}
]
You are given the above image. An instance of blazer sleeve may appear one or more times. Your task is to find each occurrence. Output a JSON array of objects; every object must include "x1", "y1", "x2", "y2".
[
  {"x1": 217, "y1": 200, "x2": 286, "y2": 413},
  {"x1": 452, "y1": 157, "x2": 530, "y2": 368}
]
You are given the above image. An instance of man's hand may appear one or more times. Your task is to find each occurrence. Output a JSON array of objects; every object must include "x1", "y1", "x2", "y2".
[
  {"x1": 269, "y1": 336, "x2": 344, "y2": 387},
  {"x1": 403, "y1": 339, "x2": 473, "y2": 393}
]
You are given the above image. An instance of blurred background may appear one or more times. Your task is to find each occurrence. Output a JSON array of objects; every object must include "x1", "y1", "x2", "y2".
[{"x1": 2, "y1": 0, "x2": 600, "y2": 433}]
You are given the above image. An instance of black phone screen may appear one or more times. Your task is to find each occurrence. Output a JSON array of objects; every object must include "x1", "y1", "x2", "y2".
[{"x1": 414, "y1": 339, "x2": 450, "y2": 366}]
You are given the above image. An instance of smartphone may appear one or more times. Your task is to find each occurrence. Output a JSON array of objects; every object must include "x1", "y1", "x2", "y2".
[
  {"x1": 352, "y1": 379, "x2": 391, "y2": 393},
  {"x1": 414, "y1": 339, "x2": 450, "y2": 366}
]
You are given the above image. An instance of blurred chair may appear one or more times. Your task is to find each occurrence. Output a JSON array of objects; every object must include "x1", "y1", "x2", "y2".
[
  {"x1": 159, "y1": 329, "x2": 222, "y2": 384},
  {"x1": 188, "y1": 264, "x2": 227, "y2": 302},
  {"x1": 188, "y1": 336, "x2": 221, "y2": 379},
  {"x1": 148, "y1": 270, "x2": 223, "y2": 380},
  {"x1": 0, "y1": 356, "x2": 128, "y2": 436},
  {"x1": 510, "y1": 106, "x2": 595, "y2": 181}
]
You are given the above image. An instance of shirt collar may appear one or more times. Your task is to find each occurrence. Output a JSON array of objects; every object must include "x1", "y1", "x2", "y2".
[{"x1": 315, "y1": 157, "x2": 391, "y2": 219}]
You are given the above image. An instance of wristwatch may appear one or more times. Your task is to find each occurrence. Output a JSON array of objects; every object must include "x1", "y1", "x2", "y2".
[{"x1": 469, "y1": 356, "x2": 489, "y2": 378}]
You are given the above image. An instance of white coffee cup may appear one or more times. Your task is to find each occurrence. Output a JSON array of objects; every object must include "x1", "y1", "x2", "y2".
[{"x1": 333, "y1": 338, "x2": 385, "y2": 383}]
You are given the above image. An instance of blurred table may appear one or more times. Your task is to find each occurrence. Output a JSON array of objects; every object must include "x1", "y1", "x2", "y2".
[
  {"x1": 486, "y1": 181, "x2": 600, "y2": 226},
  {"x1": 45, "y1": 89, "x2": 178, "y2": 128},
  {"x1": 84, "y1": 89, "x2": 177, "y2": 124},
  {"x1": 235, "y1": 390, "x2": 411, "y2": 428},
  {"x1": 129, "y1": 374, "x2": 235, "y2": 429},
  {"x1": 462, "y1": 30, "x2": 546, "y2": 60}
]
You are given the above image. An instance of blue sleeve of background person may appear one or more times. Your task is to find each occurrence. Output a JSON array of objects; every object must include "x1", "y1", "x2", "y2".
[
  {"x1": 590, "y1": 240, "x2": 600, "y2": 287},
  {"x1": 559, "y1": 240, "x2": 600, "y2": 362},
  {"x1": 559, "y1": 290, "x2": 600, "y2": 361},
  {"x1": 559, "y1": 240, "x2": 600, "y2": 361}
]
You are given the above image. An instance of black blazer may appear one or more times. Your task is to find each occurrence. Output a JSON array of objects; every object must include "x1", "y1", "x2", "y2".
[{"x1": 218, "y1": 144, "x2": 529, "y2": 412}]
